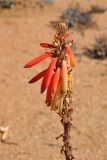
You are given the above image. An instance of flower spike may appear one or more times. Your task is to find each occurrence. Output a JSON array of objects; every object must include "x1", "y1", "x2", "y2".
[
  {"x1": 24, "y1": 23, "x2": 75, "y2": 116},
  {"x1": 40, "y1": 43, "x2": 55, "y2": 48},
  {"x1": 29, "y1": 69, "x2": 47, "y2": 83},
  {"x1": 24, "y1": 52, "x2": 52, "y2": 68},
  {"x1": 41, "y1": 58, "x2": 57, "y2": 93}
]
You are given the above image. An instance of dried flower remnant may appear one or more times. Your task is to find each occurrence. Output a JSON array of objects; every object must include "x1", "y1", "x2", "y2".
[{"x1": 24, "y1": 23, "x2": 75, "y2": 160}]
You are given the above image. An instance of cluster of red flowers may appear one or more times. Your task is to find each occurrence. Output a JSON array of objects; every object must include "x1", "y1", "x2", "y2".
[{"x1": 24, "y1": 24, "x2": 75, "y2": 112}]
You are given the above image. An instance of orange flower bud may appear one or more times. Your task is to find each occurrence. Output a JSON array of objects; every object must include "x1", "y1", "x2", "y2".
[
  {"x1": 61, "y1": 60, "x2": 68, "y2": 94},
  {"x1": 65, "y1": 45, "x2": 75, "y2": 67}
]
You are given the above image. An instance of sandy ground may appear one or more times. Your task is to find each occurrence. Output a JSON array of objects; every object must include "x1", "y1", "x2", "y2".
[{"x1": 0, "y1": 0, "x2": 107, "y2": 160}]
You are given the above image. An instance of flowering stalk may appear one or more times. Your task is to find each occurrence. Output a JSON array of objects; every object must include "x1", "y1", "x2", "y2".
[{"x1": 24, "y1": 23, "x2": 75, "y2": 160}]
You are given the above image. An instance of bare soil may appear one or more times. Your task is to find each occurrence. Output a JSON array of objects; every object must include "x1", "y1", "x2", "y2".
[{"x1": 0, "y1": 0, "x2": 107, "y2": 160}]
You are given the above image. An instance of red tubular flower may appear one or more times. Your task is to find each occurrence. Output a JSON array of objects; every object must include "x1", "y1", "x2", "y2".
[
  {"x1": 41, "y1": 58, "x2": 57, "y2": 93},
  {"x1": 29, "y1": 69, "x2": 47, "y2": 83},
  {"x1": 24, "y1": 52, "x2": 52, "y2": 68},
  {"x1": 40, "y1": 43, "x2": 55, "y2": 48},
  {"x1": 45, "y1": 74, "x2": 54, "y2": 106},
  {"x1": 65, "y1": 45, "x2": 75, "y2": 67},
  {"x1": 51, "y1": 67, "x2": 60, "y2": 98},
  {"x1": 45, "y1": 67, "x2": 60, "y2": 106}
]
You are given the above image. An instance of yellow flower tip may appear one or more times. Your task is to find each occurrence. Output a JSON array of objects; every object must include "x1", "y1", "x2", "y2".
[{"x1": 68, "y1": 72, "x2": 73, "y2": 92}]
